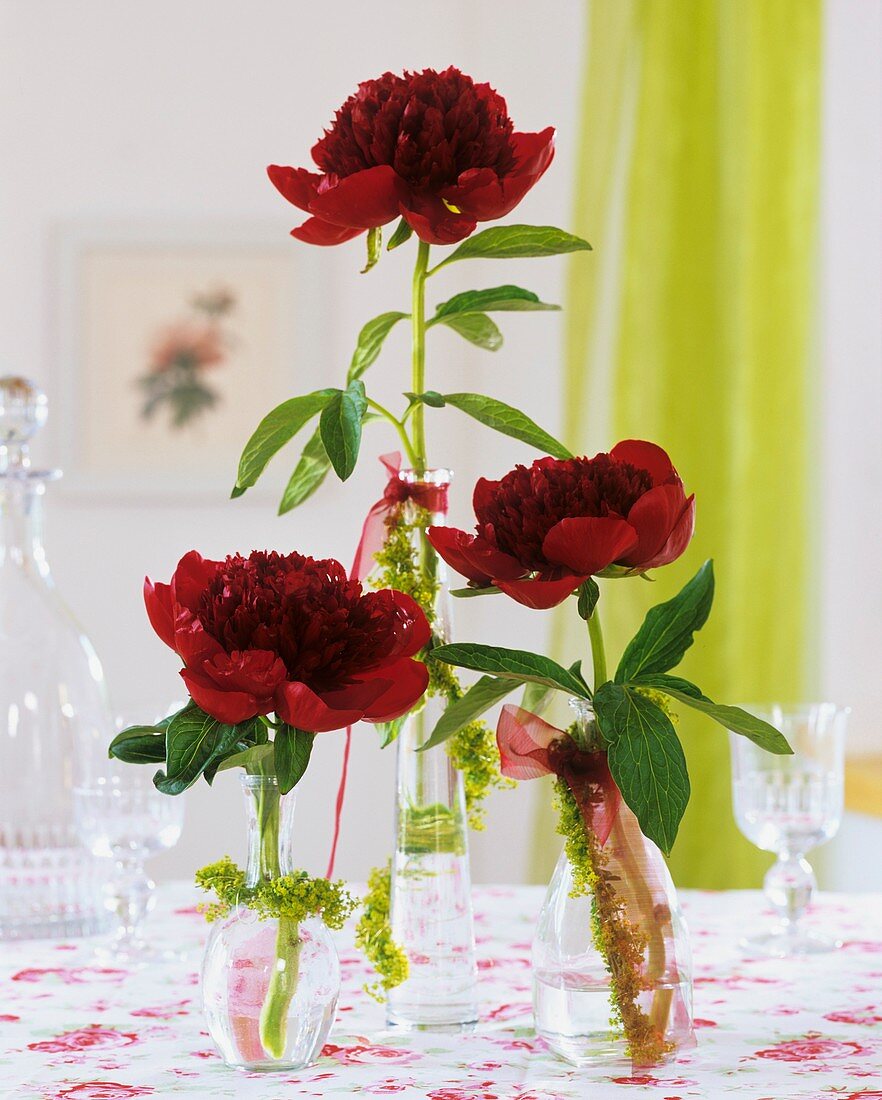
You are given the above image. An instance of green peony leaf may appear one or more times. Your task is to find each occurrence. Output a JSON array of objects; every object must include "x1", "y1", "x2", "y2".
[
  {"x1": 108, "y1": 726, "x2": 166, "y2": 765},
  {"x1": 386, "y1": 218, "x2": 413, "y2": 251},
  {"x1": 421, "y1": 675, "x2": 516, "y2": 751},
  {"x1": 274, "y1": 726, "x2": 315, "y2": 794},
  {"x1": 432, "y1": 643, "x2": 591, "y2": 698},
  {"x1": 154, "y1": 705, "x2": 239, "y2": 795},
  {"x1": 214, "y1": 741, "x2": 275, "y2": 776},
  {"x1": 435, "y1": 312, "x2": 503, "y2": 351},
  {"x1": 404, "y1": 390, "x2": 446, "y2": 410},
  {"x1": 362, "y1": 226, "x2": 382, "y2": 273},
  {"x1": 234, "y1": 389, "x2": 337, "y2": 493},
  {"x1": 320, "y1": 379, "x2": 367, "y2": 481},
  {"x1": 633, "y1": 674, "x2": 793, "y2": 755},
  {"x1": 278, "y1": 428, "x2": 332, "y2": 515},
  {"x1": 348, "y1": 311, "x2": 409, "y2": 382},
  {"x1": 440, "y1": 392, "x2": 572, "y2": 459},
  {"x1": 577, "y1": 578, "x2": 600, "y2": 621},
  {"x1": 435, "y1": 225, "x2": 592, "y2": 269},
  {"x1": 615, "y1": 561, "x2": 715, "y2": 683},
  {"x1": 593, "y1": 681, "x2": 690, "y2": 854},
  {"x1": 433, "y1": 285, "x2": 560, "y2": 317},
  {"x1": 449, "y1": 584, "x2": 503, "y2": 599}
]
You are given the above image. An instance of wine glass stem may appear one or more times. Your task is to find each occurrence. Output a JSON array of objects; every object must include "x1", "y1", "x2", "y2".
[
  {"x1": 765, "y1": 851, "x2": 815, "y2": 933},
  {"x1": 109, "y1": 853, "x2": 154, "y2": 948}
]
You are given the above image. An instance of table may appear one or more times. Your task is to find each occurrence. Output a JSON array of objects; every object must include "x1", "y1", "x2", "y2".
[{"x1": 2, "y1": 885, "x2": 881, "y2": 1099}]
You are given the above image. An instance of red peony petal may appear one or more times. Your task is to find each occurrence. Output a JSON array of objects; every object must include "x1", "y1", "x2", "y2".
[
  {"x1": 180, "y1": 667, "x2": 261, "y2": 725},
  {"x1": 542, "y1": 516, "x2": 640, "y2": 575},
  {"x1": 143, "y1": 578, "x2": 175, "y2": 650},
  {"x1": 275, "y1": 681, "x2": 366, "y2": 733},
  {"x1": 618, "y1": 483, "x2": 690, "y2": 568},
  {"x1": 495, "y1": 573, "x2": 586, "y2": 609},
  {"x1": 290, "y1": 217, "x2": 364, "y2": 246},
  {"x1": 170, "y1": 550, "x2": 221, "y2": 612},
  {"x1": 472, "y1": 476, "x2": 501, "y2": 518},
  {"x1": 640, "y1": 493, "x2": 695, "y2": 570},
  {"x1": 360, "y1": 658, "x2": 430, "y2": 723},
  {"x1": 386, "y1": 590, "x2": 432, "y2": 655},
  {"x1": 267, "y1": 165, "x2": 324, "y2": 212},
  {"x1": 307, "y1": 166, "x2": 405, "y2": 229},
  {"x1": 427, "y1": 526, "x2": 496, "y2": 585},
  {"x1": 611, "y1": 439, "x2": 677, "y2": 485},
  {"x1": 451, "y1": 128, "x2": 556, "y2": 222},
  {"x1": 496, "y1": 704, "x2": 560, "y2": 780},
  {"x1": 173, "y1": 613, "x2": 224, "y2": 668},
  {"x1": 400, "y1": 196, "x2": 477, "y2": 245}
]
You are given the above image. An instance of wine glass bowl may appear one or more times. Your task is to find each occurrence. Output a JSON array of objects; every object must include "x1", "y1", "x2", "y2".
[{"x1": 730, "y1": 703, "x2": 847, "y2": 957}]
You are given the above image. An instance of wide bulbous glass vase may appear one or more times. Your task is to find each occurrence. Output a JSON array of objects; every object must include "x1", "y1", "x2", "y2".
[
  {"x1": 384, "y1": 468, "x2": 478, "y2": 1032},
  {"x1": 201, "y1": 776, "x2": 340, "y2": 1072},
  {"x1": 533, "y1": 701, "x2": 695, "y2": 1068}
]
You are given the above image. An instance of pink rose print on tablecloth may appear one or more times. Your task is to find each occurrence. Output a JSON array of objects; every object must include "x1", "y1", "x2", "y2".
[
  {"x1": 754, "y1": 1036, "x2": 872, "y2": 1062},
  {"x1": 53, "y1": 1085, "x2": 153, "y2": 1099},
  {"x1": 129, "y1": 1000, "x2": 191, "y2": 1019},
  {"x1": 13, "y1": 967, "x2": 127, "y2": 985},
  {"x1": 824, "y1": 1008, "x2": 882, "y2": 1026},
  {"x1": 610, "y1": 1076, "x2": 698, "y2": 1088},
  {"x1": 363, "y1": 1081, "x2": 418, "y2": 1095},
  {"x1": 28, "y1": 1026, "x2": 139, "y2": 1054},
  {"x1": 426, "y1": 1087, "x2": 499, "y2": 1100},
  {"x1": 322, "y1": 1043, "x2": 419, "y2": 1066}
]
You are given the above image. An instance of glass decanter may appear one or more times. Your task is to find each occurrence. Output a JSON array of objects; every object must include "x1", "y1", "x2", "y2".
[
  {"x1": 201, "y1": 775, "x2": 340, "y2": 1072},
  {"x1": 385, "y1": 468, "x2": 478, "y2": 1032},
  {"x1": 532, "y1": 698, "x2": 695, "y2": 1067},
  {"x1": 0, "y1": 377, "x2": 112, "y2": 939}
]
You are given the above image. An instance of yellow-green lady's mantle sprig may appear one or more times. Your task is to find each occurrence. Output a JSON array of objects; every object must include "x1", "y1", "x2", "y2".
[
  {"x1": 354, "y1": 862, "x2": 409, "y2": 1001},
  {"x1": 194, "y1": 856, "x2": 357, "y2": 928},
  {"x1": 372, "y1": 506, "x2": 513, "y2": 829}
]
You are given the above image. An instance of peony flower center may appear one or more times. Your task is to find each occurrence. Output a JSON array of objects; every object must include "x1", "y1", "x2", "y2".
[
  {"x1": 476, "y1": 455, "x2": 654, "y2": 571},
  {"x1": 193, "y1": 551, "x2": 406, "y2": 689},
  {"x1": 312, "y1": 67, "x2": 517, "y2": 192}
]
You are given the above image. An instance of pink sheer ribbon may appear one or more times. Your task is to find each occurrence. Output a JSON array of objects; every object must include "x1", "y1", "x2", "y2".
[{"x1": 350, "y1": 453, "x2": 450, "y2": 581}]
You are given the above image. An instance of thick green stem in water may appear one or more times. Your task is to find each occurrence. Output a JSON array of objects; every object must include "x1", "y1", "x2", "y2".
[
  {"x1": 259, "y1": 915, "x2": 301, "y2": 1059},
  {"x1": 410, "y1": 240, "x2": 431, "y2": 472},
  {"x1": 252, "y1": 787, "x2": 301, "y2": 1061},
  {"x1": 587, "y1": 606, "x2": 608, "y2": 690}
]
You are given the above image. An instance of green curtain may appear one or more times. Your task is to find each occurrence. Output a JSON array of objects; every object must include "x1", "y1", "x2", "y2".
[{"x1": 533, "y1": 0, "x2": 822, "y2": 888}]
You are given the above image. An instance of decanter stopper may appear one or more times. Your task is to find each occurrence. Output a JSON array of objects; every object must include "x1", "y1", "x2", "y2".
[{"x1": 0, "y1": 376, "x2": 48, "y2": 475}]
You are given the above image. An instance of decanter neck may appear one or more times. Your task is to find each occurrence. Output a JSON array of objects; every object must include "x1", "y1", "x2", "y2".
[
  {"x1": 241, "y1": 774, "x2": 296, "y2": 887},
  {"x1": 0, "y1": 476, "x2": 50, "y2": 576}
]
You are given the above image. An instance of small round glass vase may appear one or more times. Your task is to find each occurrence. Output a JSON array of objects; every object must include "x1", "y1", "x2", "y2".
[
  {"x1": 200, "y1": 776, "x2": 340, "y2": 1073},
  {"x1": 532, "y1": 700, "x2": 695, "y2": 1068}
]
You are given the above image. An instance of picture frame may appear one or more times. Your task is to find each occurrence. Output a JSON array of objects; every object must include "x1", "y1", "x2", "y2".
[{"x1": 51, "y1": 220, "x2": 332, "y2": 500}]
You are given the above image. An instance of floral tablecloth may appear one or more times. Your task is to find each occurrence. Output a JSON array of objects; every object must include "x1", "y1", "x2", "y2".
[{"x1": 2, "y1": 884, "x2": 881, "y2": 1100}]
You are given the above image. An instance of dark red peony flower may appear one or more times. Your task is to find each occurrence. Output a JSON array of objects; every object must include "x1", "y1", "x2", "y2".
[
  {"x1": 428, "y1": 440, "x2": 694, "y2": 609},
  {"x1": 144, "y1": 550, "x2": 429, "y2": 728},
  {"x1": 267, "y1": 67, "x2": 554, "y2": 246}
]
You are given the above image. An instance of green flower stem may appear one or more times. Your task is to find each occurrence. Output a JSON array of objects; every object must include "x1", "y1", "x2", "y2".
[
  {"x1": 410, "y1": 240, "x2": 431, "y2": 472},
  {"x1": 587, "y1": 604, "x2": 608, "y2": 690},
  {"x1": 366, "y1": 398, "x2": 419, "y2": 468},
  {"x1": 253, "y1": 788, "x2": 301, "y2": 1062},
  {"x1": 259, "y1": 914, "x2": 301, "y2": 1060}
]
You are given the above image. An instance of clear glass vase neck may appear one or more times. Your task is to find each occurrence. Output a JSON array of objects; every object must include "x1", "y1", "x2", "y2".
[
  {"x1": 240, "y1": 774, "x2": 296, "y2": 887},
  {"x1": 0, "y1": 475, "x2": 51, "y2": 577}
]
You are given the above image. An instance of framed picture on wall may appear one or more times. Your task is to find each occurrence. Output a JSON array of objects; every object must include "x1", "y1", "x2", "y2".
[{"x1": 52, "y1": 221, "x2": 331, "y2": 499}]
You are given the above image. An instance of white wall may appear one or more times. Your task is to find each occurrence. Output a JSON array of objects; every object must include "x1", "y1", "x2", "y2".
[{"x1": 1, "y1": 0, "x2": 879, "y2": 887}]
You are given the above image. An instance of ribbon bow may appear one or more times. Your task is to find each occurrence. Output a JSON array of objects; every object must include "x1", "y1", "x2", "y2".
[
  {"x1": 497, "y1": 705, "x2": 622, "y2": 845},
  {"x1": 351, "y1": 453, "x2": 450, "y2": 581}
]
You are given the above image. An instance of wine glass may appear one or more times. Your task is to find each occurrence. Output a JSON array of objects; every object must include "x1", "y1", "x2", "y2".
[
  {"x1": 730, "y1": 703, "x2": 847, "y2": 957},
  {"x1": 74, "y1": 710, "x2": 185, "y2": 962}
]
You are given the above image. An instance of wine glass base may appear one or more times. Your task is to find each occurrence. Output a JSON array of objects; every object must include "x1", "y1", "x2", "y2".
[{"x1": 740, "y1": 927, "x2": 842, "y2": 958}]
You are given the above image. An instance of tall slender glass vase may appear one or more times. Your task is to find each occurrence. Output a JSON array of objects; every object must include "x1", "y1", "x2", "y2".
[
  {"x1": 532, "y1": 699, "x2": 695, "y2": 1067},
  {"x1": 201, "y1": 776, "x2": 340, "y2": 1072},
  {"x1": 385, "y1": 468, "x2": 478, "y2": 1031}
]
